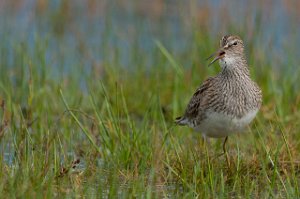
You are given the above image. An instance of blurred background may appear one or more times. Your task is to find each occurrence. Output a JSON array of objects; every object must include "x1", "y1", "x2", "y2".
[{"x1": 1, "y1": 0, "x2": 300, "y2": 79}]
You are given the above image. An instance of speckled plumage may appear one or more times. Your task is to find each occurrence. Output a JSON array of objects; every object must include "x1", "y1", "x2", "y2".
[{"x1": 175, "y1": 35, "x2": 262, "y2": 138}]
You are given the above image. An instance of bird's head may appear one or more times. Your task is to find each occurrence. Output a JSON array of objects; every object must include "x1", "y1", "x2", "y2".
[{"x1": 207, "y1": 35, "x2": 245, "y2": 68}]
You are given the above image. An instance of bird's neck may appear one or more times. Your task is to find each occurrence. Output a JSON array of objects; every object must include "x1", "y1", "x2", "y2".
[{"x1": 220, "y1": 56, "x2": 250, "y2": 79}]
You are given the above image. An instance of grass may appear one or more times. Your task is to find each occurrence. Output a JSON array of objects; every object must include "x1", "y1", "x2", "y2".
[{"x1": 1, "y1": 2, "x2": 300, "y2": 198}]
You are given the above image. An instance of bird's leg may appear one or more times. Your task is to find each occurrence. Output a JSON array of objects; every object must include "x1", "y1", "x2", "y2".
[
  {"x1": 212, "y1": 136, "x2": 231, "y2": 168},
  {"x1": 223, "y1": 136, "x2": 230, "y2": 168}
]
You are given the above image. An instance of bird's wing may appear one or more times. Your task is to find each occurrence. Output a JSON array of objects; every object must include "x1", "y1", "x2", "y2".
[
  {"x1": 184, "y1": 77, "x2": 215, "y2": 119},
  {"x1": 175, "y1": 77, "x2": 215, "y2": 126}
]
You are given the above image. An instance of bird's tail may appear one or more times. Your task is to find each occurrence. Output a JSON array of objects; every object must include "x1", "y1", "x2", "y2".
[{"x1": 175, "y1": 116, "x2": 188, "y2": 126}]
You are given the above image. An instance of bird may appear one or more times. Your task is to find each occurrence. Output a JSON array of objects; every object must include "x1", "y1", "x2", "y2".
[{"x1": 175, "y1": 35, "x2": 262, "y2": 165}]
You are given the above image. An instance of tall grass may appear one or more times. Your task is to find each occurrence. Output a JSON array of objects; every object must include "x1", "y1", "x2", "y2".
[{"x1": 0, "y1": 1, "x2": 300, "y2": 198}]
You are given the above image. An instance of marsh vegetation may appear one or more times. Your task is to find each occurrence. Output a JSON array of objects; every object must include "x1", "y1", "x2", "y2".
[{"x1": 0, "y1": 0, "x2": 300, "y2": 198}]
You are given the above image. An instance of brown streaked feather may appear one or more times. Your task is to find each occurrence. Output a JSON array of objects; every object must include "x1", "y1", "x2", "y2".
[
  {"x1": 175, "y1": 77, "x2": 215, "y2": 126},
  {"x1": 220, "y1": 35, "x2": 230, "y2": 47},
  {"x1": 220, "y1": 35, "x2": 242, "y2": 48},
  {"x1": 185, "y1": 77, "x2": 214, "y2": 118},
  {"x1": 174, "y1": 116, "x2": 186, "y2": 125}
]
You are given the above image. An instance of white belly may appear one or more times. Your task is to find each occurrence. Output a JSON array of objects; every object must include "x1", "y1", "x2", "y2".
[{"x1": 195, "y1": 109, "x2": 259, "y2": 138}]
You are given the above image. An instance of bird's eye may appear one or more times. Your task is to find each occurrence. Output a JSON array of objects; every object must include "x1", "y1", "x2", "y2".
[{"x1": 233, "y1": 42, "x2": 238, "y2": 45}]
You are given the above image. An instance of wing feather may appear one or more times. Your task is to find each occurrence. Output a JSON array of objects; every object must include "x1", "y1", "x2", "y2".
[{"x1": 175, "y1": 77, "x2": 215, "y2": 125}]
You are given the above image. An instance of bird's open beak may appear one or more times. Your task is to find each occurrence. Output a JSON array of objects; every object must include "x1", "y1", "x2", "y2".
[{"x1": 206, "y1": 49, "x2": 225, "y2": 66}]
